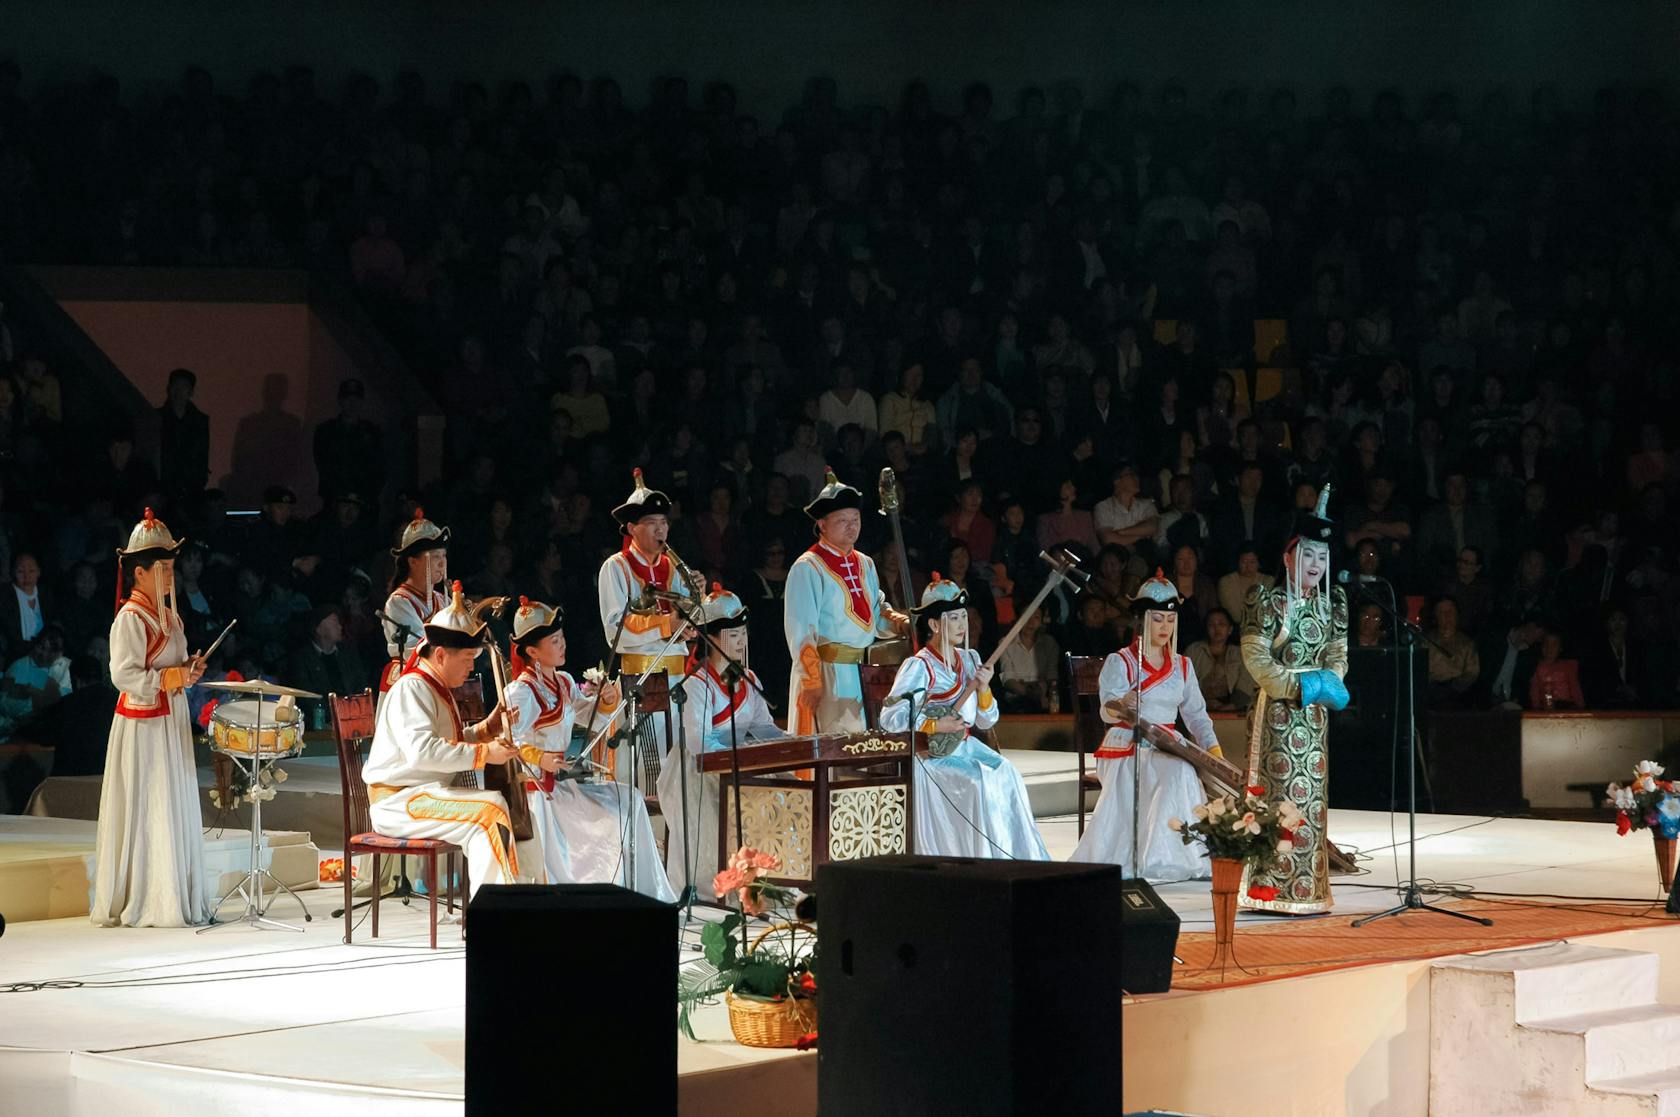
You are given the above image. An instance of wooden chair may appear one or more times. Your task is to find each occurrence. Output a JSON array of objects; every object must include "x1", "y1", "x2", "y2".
[
  {"x1": 859, "y1": 664, "x2": 898, "y2": 731},
  {"x1": 330, "y1": 689, "x2": 464, "y2": 949},
  {"x1": 1067, "y1": 654, "x2": 1106, "y2": 835}
]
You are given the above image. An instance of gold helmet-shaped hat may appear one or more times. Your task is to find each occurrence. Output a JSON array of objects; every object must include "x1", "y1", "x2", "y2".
[
  {"x1": 422, "y1": 581, "x2": 486, "y2": 649},
  {"x1": 391, "y1": 506, "x2": 451, "y2": 558}
]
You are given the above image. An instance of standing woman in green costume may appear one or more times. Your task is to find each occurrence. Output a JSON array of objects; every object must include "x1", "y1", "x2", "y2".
[{"x1": 1239, "y1": 485, "x2": 1349, "y2": 915}]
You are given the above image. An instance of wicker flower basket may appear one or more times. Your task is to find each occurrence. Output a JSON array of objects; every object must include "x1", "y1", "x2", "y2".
[{"x1": 725, "y1": 921, "x2": 818, "y2": 1049}]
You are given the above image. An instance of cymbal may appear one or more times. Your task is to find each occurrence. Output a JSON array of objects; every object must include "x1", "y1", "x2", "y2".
[{"x1": 199, "y1": 678, "x2": 322, "y2": 699}]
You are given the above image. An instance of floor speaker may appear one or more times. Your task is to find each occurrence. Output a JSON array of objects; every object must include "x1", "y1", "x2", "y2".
[
  {"x1": 466, "y1": 884, "x2": 676, "y2": 1115},
  {"x1": 1120, "y1": 878, "x2": 1179, "y2": 994},
  {"x1": 816, "y1": 855, "x2": 1123, "y2": 1117}
]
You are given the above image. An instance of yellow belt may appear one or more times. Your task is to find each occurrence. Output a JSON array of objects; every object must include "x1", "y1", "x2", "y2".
[
  {"x1": 620, "y1": 653, "x2": 688, "y2": 675},
  {"x1": 368, "y1": 783, "x2": 403, "y2": 804},
  {"x1": 817, "y1": 643, "x2": 867, "y2": 665}
]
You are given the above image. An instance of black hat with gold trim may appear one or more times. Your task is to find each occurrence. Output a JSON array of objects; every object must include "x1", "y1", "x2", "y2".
[
  {"x1": 612, "y1": 468, "x2": 674, "y2": 527},
  {"x1": 804, "y1": 467, "x2": 863, "y2": 520}
]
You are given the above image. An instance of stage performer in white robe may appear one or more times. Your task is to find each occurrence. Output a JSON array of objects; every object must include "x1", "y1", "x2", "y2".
[
  {"x1": 505, "y1": 596, "x2": 676, "y2": 901},
  {"x1": 1071, "y1": 569, "x2": 1220, "y2": 881},
  {"x1": 364, "y1": 582, "x2": 555, "y2": 895},
  {"x1": 784, "y1": 469, "x2": 908, "y2": 734},
  {"x1": 659, "y1": 584, "x2": 788, "y2": 899},
  {"x1": 878, "y1": 575, "x2": 1048, "y2": 860},
  {"x1": 380, "y1": 507, "x2": 450, "y2": 694},
  {"x1": 597, "y1": 469, "x2": 699, "y2": 791},
  {"x1": 91, "y1": 509, "x2": 211, "y2": 927}
]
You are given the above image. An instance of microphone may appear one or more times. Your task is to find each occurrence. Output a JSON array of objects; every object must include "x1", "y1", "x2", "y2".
[
  {"x1": 375, "y1": 609, "x2": 420, "y2": 643},
  {"x1": 889, "y1": 687, "x2": 928, "y2": 704},
  {"x1": 1336, "y1": 571, "x2": 1386, "y2": 585}
]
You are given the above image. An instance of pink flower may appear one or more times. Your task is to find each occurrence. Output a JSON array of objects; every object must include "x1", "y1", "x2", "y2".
[
  {"x1": 739, "y1": 886, "x2": 766, "y2": 916},
  {"x1": 748, "y1": 850, "x2": 780, "y2": 872},
  {"x1": 713, "y1": 867, "x2": 747, "y2": 895}
]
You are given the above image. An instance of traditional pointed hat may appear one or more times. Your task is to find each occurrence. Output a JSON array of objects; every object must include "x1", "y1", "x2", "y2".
[
  {"x1": 1292, "y1": 483, "x2": 1336, "y2": 546},
  {"x1": 1129, "y1": 567, "x2": 1183, "y2": 616},
  {"x1": 117, "y1": 507, "x2": 185, "y2": 560},
  {"x1": 421, "y1": 581, "x2": 486, "y2": 649},
  {"x1": 912, "y1": 572, "x2": 969, "y2": 617},
  {"x1": 510, "y1": 595, "x2": 564, "y2": 645},
  {"x1": 697, "y1": 582, "x2": 749, "y2": 631},
  {"x1": 391, "y1": 506, "x2": 451, "y2": 558},
  {"x1": 803, "y1": 467, "x2": 863, "y2": 520},
  {"x1": 611, "y1": 467, "x2": 674, "y2": 526}
]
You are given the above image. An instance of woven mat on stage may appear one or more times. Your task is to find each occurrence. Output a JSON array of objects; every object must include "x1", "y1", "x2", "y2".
[{"x1": 1167, "y1": 898, "x2": 1675, "y2": 992}]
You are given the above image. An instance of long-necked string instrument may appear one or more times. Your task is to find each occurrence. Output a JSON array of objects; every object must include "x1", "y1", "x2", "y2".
[
  {"x1": 922, "y1": 550, "x2": 1078, "y2": 757},
  {"x1": 471, "y1": 597, "x2": 537, "y2": 842},
  {"x1": 878, "y1": 467, "x2": 919, "y2": 649}
]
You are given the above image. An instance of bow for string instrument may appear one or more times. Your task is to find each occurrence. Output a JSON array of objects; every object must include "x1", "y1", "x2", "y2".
[
  {"x1": 878, "y1": 467, "x2": 918, "y2": 650},
  {"x1": 922, "y1": 549, "x2": 1079, "y2": 757},
  {"x1": 471, "y1": 596, "x2": 537, "y2": 842}
]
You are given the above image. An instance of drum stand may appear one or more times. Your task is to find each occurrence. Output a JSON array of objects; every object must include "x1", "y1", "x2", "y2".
[{"x1": 201, "y1": 697, "x2": 312, "y2": 934}]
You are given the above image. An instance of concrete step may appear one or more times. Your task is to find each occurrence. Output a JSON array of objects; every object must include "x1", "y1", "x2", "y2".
[
  {"x1": 1435, "y1": 942, "x2": 1660, "y2": 1023},
  {"x1": 1526, "y1": 1003, "x2": 1680, "y2": 1084}
]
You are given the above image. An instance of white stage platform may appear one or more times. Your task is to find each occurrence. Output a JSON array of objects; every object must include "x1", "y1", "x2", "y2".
[{"x1": 0, "y1": 812, "x2": 1092, "y2": 1117}]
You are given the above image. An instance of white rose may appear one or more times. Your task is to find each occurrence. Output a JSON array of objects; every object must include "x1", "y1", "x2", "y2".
[
  {"x1": 1277, "y1": 839, "x2": 1294, "y2": 854},
  {"x1": 1167, "y1": 818, "x2": 1184, "y2": 832},
  {"x1": 1192, "y1": 803, "x2": 1209, "y2": 821}
]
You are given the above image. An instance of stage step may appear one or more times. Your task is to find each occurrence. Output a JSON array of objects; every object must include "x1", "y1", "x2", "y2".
[{"x1": 1433, "y1": 943, "x2": 1680, "y2": 1115}]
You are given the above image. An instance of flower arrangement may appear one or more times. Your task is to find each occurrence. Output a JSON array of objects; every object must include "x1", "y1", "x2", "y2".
[
  {"x1": 677, "y1": 846, "x2": 817, "y2": 1045},
  {"x1": 1606, "y1": 761, "x2": 1680, "y2": 838},
  {"x1": 1170, "y1": 786, "x2": 1305, "y2": 866}
]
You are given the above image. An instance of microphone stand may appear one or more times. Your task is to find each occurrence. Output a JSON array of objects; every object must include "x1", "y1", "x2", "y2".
[{"x1": 1349, "y1": 576, "x2": 1492, "y2": 928}]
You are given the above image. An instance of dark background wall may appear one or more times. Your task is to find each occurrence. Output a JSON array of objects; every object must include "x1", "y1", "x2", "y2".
[{"x1": 11, "y1": 0, "x2": 1680, "y2": 111}]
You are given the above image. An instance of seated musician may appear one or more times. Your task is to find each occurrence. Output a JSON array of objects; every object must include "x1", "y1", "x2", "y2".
[
  {"x1": 661, "y1": 584, "x2": 787, "y2": 900},
  {"x1": 506, "y1": 597, "x2": 676, "y2": 901},
  {"x1": 878, "y1": 576, "x2": 1048, "y2": 860},
  {"x1": 363, "y1": 582, "x2": 556, "y2": 895},
  {"x1": 1071, "y1": 569, "x2": 1219, "y2": 881}
]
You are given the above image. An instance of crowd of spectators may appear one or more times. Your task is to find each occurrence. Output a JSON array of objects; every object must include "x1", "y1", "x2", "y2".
[{"x1": 0, "y1": 60, "x2": 1677, "y2": 744}]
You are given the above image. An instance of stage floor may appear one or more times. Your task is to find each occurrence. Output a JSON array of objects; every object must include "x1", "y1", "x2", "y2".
[
  {"x1": 0, "y1": 812, "x2": 1093, "y2": 1117},
  {"x1": 1124, "y1": 809, "x2": 1680, "y2": 1117}
]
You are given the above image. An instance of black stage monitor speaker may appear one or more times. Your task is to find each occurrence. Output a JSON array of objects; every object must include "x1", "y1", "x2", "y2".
[
  {"x1": 466, "y1": 884, "x2": 676, "y2": 1115},
  {"x1": 816, "y1": 855, "x2": 1123, "y2": 1117},
  {"x1": 1120, "y1": 878, "x2": 1179, "y2": 994}
]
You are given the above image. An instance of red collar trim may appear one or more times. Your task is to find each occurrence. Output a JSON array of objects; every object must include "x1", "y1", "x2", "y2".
[
  {"x1": 516, "y1": 666, "x2": 570, "y2": 730},
  {"x1": 393, "y1": 583, "x2": 443, "y2": 618},
  {"x1": 916, "y1": 646, "x2": 969, "y2": 703},
  {"x1": 402, "y1": 661, "x2": 464, "y2": 739},
  {"x1": 620, "y1": 542, "x2": 674, "y2": 613},
  {"x1": 1131, "y1": 639, "x2": 1175, "y2": 693},
  {"x1": 805, "y1": 543, "x2": 873, "y2": 627},
  {"x1": 704, "y1": 663, "x2": 750, "y2": 727}
]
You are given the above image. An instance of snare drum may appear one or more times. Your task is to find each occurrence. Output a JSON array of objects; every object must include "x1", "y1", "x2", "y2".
[{"x1": 209, "y1": 699, "x2": 303, "y2": 758}]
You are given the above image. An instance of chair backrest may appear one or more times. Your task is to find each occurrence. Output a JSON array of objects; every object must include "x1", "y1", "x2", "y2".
[
  {"x1": 330, "y1": 689, "x2": 377, "y2": 837},
  {"x1": 858, "y1": 664, "x2": 898, "y2": 730},
  {"x1": 454, "y1": 675, "x2": 486, "y2": 723},
  {"x1": 1066, "y1": 654, "x2": 1106, "y2": 755}
]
